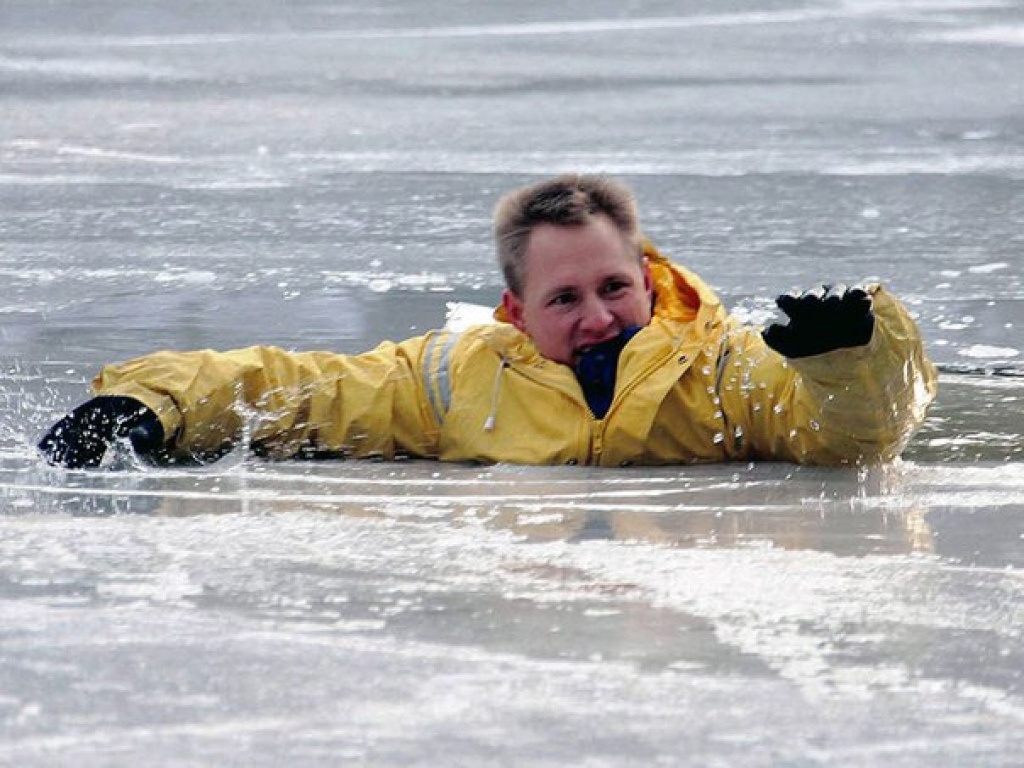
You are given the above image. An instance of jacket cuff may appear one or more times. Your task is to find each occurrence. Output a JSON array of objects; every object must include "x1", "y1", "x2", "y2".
[{"x1": 91, "y1": 382, "x2": 183, "y2": 446}]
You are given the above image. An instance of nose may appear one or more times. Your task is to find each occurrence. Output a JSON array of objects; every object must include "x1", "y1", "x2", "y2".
[{"x1": 579, "y1": 296, "x2": 615, "y2": 337}]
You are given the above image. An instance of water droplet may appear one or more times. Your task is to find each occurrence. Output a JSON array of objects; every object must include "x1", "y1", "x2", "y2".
[
  {"x1": 773, "y1": 403, "x2": 784, "y2": 414},
  {"x1": 712, "y1": 432, "x2": 724, "y2": 444},
  {"x1": 809, "y1": 420, "x2": 821, "y2": 431}
]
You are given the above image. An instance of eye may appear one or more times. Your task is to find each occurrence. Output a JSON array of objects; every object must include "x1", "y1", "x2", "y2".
[
  {"x1": 548, "y1": 291, "x2": 577, "y2": 307},
  {"x1": 601, "y1": 279, "x2": 630, "y2": 297}
]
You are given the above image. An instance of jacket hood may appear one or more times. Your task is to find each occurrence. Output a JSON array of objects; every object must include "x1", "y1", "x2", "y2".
[{"x1": 642, "y1": 239, "x2": 720, "y2": 324}]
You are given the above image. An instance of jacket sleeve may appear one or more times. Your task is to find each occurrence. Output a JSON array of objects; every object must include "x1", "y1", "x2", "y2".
[
  {"x1": 717, "y1": 286, "x2": 938, "y2": 465},
  {"x1": 91, "y1": 333, "x2": 453, "y2": 461}
]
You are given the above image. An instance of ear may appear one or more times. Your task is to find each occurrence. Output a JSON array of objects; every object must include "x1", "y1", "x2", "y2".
[
  {"x1": 641, "y1": 256, "x2": 654, "y2": 299},
  {"x1": 501, "y1": 289, "x2": 527, "y2": 333}
]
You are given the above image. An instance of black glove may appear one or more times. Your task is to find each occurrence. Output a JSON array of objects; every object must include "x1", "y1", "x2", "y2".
[
  {"x1": 762, "y1": 284, "x2": 875, "y2": 359},
  {"x1": 38, "y1": 396, "x2": 166, "y2": 469}
]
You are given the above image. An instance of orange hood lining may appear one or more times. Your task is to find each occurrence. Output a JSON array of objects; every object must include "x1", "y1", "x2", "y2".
[{"x1": 644, "y1": 240, "x2": 701, "y2": 323}]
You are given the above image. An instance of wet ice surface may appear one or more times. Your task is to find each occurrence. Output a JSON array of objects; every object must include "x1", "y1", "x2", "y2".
[
  {"x1": 2, "y1": 0, "x2": 1024, "y2": 765},
  {"x1": 1, "y1": 460, "x2": 1023, "y2": 765}
]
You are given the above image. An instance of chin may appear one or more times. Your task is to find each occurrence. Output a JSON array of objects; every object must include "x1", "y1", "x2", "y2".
[{"x1": 548, "y1": 350, "x2": 574, "y2": 366}]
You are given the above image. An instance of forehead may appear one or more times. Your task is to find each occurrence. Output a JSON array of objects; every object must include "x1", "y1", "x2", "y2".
[{"x1": 522, "y1": 217, "x2": 636, "y2": 286}]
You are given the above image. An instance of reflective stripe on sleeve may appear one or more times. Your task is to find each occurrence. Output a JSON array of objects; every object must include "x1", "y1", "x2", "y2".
[{"x1": 423, "y1": 331, "x2": 460, "y2": 424}]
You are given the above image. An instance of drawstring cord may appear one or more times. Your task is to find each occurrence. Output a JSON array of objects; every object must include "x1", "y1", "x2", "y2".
[{"x1": 483, "y1": 359, "x2": 508, "y2": 431}]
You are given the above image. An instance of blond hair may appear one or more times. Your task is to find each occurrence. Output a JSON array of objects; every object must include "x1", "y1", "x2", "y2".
[{"x1": 494, "y1": 174, "x2": 641, "y2": 296}]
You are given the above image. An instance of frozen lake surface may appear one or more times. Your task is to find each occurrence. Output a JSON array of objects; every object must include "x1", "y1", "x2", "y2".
[{"x1": 1, "y1": 0, "x2": 1022, "y2": 764}]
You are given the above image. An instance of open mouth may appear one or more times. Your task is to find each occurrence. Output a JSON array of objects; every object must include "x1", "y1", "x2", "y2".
[
  {"x1": 572, "y1": 326, "x2": 644, "y2": 367},
  {"x1": 573, "y1": 334, "x2": 621, "y2": 361}
]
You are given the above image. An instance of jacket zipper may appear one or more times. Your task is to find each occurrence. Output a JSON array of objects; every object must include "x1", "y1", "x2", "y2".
[
  {"x1": 590, "y1": 420, "x2": 604, "y2": 464},
  {"x1": 506, "y1": 360, "x2": 600, "y2": 462},
  {"x1": 604, "y1": 341, "x2": 685, "y2": 422},
  {"x1": 507, "y1": 341, "x2": 687, "y2": 465}
]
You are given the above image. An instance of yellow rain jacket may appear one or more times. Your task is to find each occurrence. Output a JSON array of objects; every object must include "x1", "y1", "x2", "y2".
[{"x1": 93, "y1": 245, "x2": 937, "y2": 466}]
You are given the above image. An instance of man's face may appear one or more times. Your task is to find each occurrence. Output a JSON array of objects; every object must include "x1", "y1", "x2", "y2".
[{"x1": 501, "y1": 214, "x2": 653, "y2": 366}]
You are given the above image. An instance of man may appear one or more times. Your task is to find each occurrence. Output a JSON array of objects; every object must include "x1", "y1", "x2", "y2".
[{"x1": 39, "y1": 174, "x2": 937, "y2": 469}]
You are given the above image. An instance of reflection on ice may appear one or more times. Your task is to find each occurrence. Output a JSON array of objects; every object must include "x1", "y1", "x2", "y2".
[{"x1": 4, "y1": 457, "x2": 1021, "y2": 564}]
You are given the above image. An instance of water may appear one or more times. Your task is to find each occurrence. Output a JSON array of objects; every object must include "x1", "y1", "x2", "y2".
[{"x1": 2, "y1": 1, "x2": 1023, "y2": 764}]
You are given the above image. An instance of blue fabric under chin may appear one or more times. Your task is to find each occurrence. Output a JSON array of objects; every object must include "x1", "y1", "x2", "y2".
[{"x1": 573, "y1": 326, "x2": 642, "y2": 419}]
